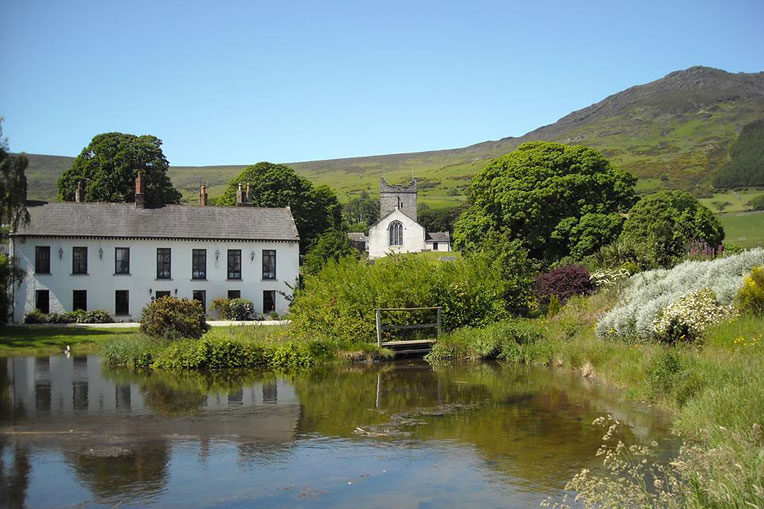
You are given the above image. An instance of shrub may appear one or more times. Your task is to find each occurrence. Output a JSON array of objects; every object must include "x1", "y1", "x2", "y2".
[
  {"x1": 82, "y1": 309, "x2": 114, "y2": 323},
  {"x1": 651, "y1": 288, "x2": 737, "y2": 344},
  {"x1": 597, "y1": 249, "x2": 764, "y2": 339},
  {"x1": 211, "y1": 298, "x2": 257, "y2": 320},
  {"x1": 589, "y1": 268, "x2": 631, "y2": 289},
  {"x1": 736, "y1": 265, "x2": 764, "y2": 315},
  {"x1": 139, "y1": 297, "x2": 209, "y2": 340},
  {"x1": 620, "y1": 190, "x2": 724, "y2": 267},
  {"x1": 426, "y1": 319, "x2": 546, "y2": 361},
  {"x1": 747, "y1": 194, "x2": 764, "y2": 211},
  {"x1": 535, "y1": 264, "x2": 593, "y2": 305},
  {"x1": 24, "y1": 309, "x2": 47, "y2": 324}
]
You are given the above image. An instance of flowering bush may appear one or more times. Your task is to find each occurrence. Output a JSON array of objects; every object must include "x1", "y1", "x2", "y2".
[
  {"x1": 211, "y1": 298, "x2": 257, "y2": 320},
  {"x1": 589, "y1": 268, "x2": 631, "y2": 289},
  {"x1": 597, "y1": 248, "x2": 764, "y2": 339},
  {"x1": 651, "y1": 288, "x2": 737, "y2": 344},
  {"x1": 736, "y1": 265, "x2": 764, "y2": 315},
  {"x1": 535, "y1": 264, "x2": 593, "y2": 305}
]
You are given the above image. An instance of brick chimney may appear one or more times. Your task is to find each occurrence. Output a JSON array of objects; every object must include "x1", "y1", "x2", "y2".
[
  {"x1": 236, "y1": 183, "x2": 244, "y2": 206},
  {"x1": 200, "y1": 184, "x2": 208, "y2": 206},
  {"x1": 75, "y1": 181, "x2": 84, "y2": 203},
  {"x1": 246, "y1": 183, "x2": 252, "y2": 204},
  {"x1": 135, "y1": 172, "x2": 145, "y2": 208}
]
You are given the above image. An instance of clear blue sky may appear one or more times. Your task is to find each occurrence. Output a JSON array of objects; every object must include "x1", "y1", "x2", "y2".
[{"x1": 1, "y1": 0, "x2": 763, "y2": 166}]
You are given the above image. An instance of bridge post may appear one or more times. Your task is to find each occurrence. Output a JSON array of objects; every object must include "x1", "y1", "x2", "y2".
[{"x1": 375, "y1": 308, "x2": 382, "y2": 347}]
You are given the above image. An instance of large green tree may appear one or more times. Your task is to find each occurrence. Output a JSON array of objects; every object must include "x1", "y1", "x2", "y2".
[
  {"x1": 302, "y1": 229, "x2": 358, "y2": 276},
  {"x1": 57, "y1": 132, "x2": 181, "y2": 206},
  {"x1": 0, "y1": 118, "x2": 29, "y2": 231},
  {"x1": 453, "y1": 142, "x2": 636, "y2": 262},
  {"x1": 619, "y1": 190, "x2": 724, "y2": 267},
  {"x1": 343, "y1": 191, "x2": 379, "y2": 230},
  {"x1": 217, "y1": 162, "x2": 342, "y2": 252}
]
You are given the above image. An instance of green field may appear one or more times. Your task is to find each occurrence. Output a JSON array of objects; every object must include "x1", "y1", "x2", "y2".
[
  {"x1": 700, "y1": 188, "x2": 764, "y2": 213},
  {"x1": 719, "y1": 211, "x2": 764, "y2": 248},
  {"x1": 0, "y1": 326, "x2": 137, "y2": 356}
]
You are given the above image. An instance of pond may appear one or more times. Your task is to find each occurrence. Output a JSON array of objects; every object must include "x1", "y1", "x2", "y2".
[{"x1": 0, "y1": 355, "x2": 676, "y2": 507}]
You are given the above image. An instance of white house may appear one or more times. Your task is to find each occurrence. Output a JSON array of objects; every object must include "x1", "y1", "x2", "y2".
[
  {"x1": 367, "y1": 178, "x2": 451, "y2": 258},
  {"x1": 8, "y1": 180, "x2": 300, "y2": 323}
]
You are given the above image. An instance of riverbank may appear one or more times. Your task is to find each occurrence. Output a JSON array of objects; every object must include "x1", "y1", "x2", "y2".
[
  {"x1": 0, "y1": 325, "x2": 138, "y2": 356},
  {"x1": 101, "y1": 324, "x2": 393, "y2": 371},
  {"x1": 428, "y1": 289, "x2": 764, "y2": 507}
]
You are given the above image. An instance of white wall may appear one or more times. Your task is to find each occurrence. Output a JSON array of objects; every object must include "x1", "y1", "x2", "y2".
[
  {"x1": 10, "y1": 237, "x2": 299, "y2": 323},
  {"x1": 425, "y1": 241, "x2": 451, "y2": 252},
  {"x1": 368, "y1": 209, "x2": 426, "y2": 258}
]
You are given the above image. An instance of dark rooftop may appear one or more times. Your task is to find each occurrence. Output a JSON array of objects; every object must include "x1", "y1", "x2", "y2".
[
  {"x1": 425, "y1": 232, "x2": 451, "y2": 242},
  {"x1": 12, "y1": 202, "x2": 300, "y2": 241}
]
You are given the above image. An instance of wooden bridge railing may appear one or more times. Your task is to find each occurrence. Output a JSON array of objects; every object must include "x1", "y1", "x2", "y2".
[{"x1": 374, "y1": 307, "x2": 442, "y2": 347}]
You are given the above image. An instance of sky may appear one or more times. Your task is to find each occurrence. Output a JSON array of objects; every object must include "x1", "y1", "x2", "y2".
[{"x1": 1, "y1": 0, "x2": 763, "y2": 166}]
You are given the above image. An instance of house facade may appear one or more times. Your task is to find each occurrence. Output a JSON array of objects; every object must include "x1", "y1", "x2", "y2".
[
  {"x1": 8, "y1": 182, "x2": 300, "y2": 323},
  {"x1": 366, "y1": 178, "x2": 451, "y2": 258}
]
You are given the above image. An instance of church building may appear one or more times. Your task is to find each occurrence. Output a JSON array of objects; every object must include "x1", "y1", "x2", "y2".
[{"x1": 367, "y1": 178, "x2": 451, "y2": 259}]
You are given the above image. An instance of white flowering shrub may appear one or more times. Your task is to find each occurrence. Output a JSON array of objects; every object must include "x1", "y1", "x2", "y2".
[
  {"x1": 597, "y1": 248, "x2": 764, "y2": 339},
  {"x1": 589, "y1": 268, "x2": 631, "y2": 289},
  {"x1": 651, "y1": 288, "x2": 737, "y2": 343}
]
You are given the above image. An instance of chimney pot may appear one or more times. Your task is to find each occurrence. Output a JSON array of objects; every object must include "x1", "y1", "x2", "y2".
[
  {"x1": 200, "y1": 184, "x2": 208, "y2": 207},
  {"x1": 135, "y1": 171, "x2": 145, "y2": 208},
  {"x1": 236, "y1": 183, "x2": 244, "y2": 206}
]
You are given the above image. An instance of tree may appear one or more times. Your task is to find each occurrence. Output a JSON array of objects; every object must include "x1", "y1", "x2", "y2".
[
  {"x1": 0, "y1": 118, "x2": 29, "y2": 231},
  {"x1": 57, "y1": 132, "x2": 181, "y2": 206},
  {"x1": 452, "y1": 142, "x2": 636, "y2": 263},
  {"x1": 619, "y1": 190, "x2": 724, "y2": 267},
  {"x1": 218, "y1": 162, "x2": 342, "y2": 252},
  {"x1": 343, "y1": 191, "x2": 379, "y2": 230},
  {"x1": 302, "y1": 229, "x2": 358, "y2": 275},
  {"x1": 418, "y1": 203, "x2": 466, "y2": 233}
]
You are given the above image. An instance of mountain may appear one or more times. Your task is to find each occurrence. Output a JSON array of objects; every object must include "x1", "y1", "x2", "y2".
[{"x1": 22, "y1": 66, "x2": 764, "y2": 205}]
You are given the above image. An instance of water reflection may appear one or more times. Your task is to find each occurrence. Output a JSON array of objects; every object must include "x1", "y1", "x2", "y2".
[{"x1": 0, "y1": 355, "x2": 675, "y2": 507}]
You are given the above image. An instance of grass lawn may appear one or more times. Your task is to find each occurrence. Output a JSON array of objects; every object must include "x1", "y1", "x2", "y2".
[
  {"x1": 0, "y1": 326, "x2": 137, "y2": 357},
  {"x1": 720, "y1": 210, "x2": 764, "y2": 248},
  {"x1": 700, "y1": 188, "x2": 764, "y2": 214}
]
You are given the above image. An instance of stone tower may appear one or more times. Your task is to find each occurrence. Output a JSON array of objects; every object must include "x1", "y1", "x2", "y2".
[{"x1": 380, "y1": 178, "x2": 418, "y2": 222}]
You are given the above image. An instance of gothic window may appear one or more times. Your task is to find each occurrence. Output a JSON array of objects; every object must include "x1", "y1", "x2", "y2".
[{"x1": 389, "y1": 221, "x2": 403, "y2": 246}]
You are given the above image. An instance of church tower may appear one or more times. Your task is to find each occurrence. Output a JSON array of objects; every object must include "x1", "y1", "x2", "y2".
[{"x1": 380, "y1": 178, "x2": 418, "y2": 222}]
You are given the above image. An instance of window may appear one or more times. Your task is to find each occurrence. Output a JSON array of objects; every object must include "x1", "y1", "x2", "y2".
[
  {"x1": 262, "y1": 250, "x2": 276, "y2": 279},
  {"x1": 193, "y1": 290, "x2": 206, "y2": 313},
  {"x1": 155, "y1": 291, "x2": 171, "y2": 299},
  {"x1": 227, "y1": 249, "x2": 242, "y2": 280},
  {"x1": 433, "y1": 242, "x2": 439, "y2": 250},
  {"x1": 389, "y1": 221, "x2": 403, "y2": 246},
  {"x1": 115, "y1": 247, "x2": 130, "y2": 274},
  {"x1": 228, "y1": 290, "x2": 241, "y2": 299},
  {"x1": 156, "y1": 248, "x2": 171, "y2": 279},
  {"x1": 35, "y1": 246, "x2": 51, "y2": 274},
  {"x1": 263, "y1": 290, "x2": 275, "y2": 314},
  {"x1": 73, "y1": 290, "x2": 87, "y2": 311},
  {"x1": 115, "y1": 290, "x2": 129, "y2": 316},
  {"x1": 36, "y1": 290, "x2": 49, "y2": 314},
  {"x1": 72, "y1": 247, "x2": 88, "y2": 274},
  {"x1": 192, "y1": 249, "x2": 206, "y2": 279}
]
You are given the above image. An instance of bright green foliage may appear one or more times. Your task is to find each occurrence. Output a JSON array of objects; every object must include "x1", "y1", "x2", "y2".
[
  {"x1": 139, "y1": 297, "x2": 209, "y2": 340},
  {"x1": 736, "y1": 265, "x2": 764, "y2": 315},
  {"x1": 0, "y1": 119, "x2": 30, "y2": 231},
  {"x1": 291, "y1": 252, "x2": 535, "y2": 344},
  {"x1": 217, "y1": 161, "x2": 342, "y2": 252},
  {"x1": 425, "y1": 319, "x2": 546, "y2": 361},
  {"x1": 57, "y1": 132, "x2": 181, "y2": 206},
  {"x1": 303, "y1": 229, "x2": 358, "y2": 276},
  {"x1": 453, "y1": 142, "x2": 636, "y2": 262},
  {"x1": 713, "y1": 119, "x2": 764, "y2": 188},
  {"x1": 418, "y1": 204, "x2": 466, "y2": 234},
  {"x1": 620, "y1": 190, "x2": 724, "y2": 267}
]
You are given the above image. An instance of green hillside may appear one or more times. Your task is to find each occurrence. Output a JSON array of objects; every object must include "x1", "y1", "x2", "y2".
[{"x1": 21, "y1": 66, "x2": 764, "y2": 207}]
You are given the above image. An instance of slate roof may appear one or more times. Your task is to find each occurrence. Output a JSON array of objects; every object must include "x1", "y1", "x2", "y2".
[
  {"x1": 12, "y1": 202, "x2": 300, "y2": 242},
  {"x1": 425, "y1": 232, "x2": 451, "y2": 242}
]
